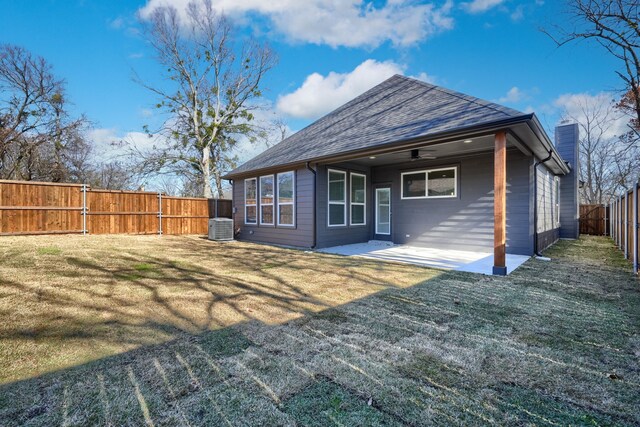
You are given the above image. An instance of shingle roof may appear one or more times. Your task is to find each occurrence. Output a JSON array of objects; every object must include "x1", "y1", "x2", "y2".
[{"x1": 225, "y1": 74, "x2": 527, "y2": 178}]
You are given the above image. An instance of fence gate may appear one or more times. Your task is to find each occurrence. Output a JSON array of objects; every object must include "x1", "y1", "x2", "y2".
[{"x1": 579, "y1": 204, "x2": 608, "y2": 236}]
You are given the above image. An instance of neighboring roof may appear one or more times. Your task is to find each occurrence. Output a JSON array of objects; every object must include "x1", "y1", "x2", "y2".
[{"x1": 224, "y1": 75, "x2": 546, "y2": 178}]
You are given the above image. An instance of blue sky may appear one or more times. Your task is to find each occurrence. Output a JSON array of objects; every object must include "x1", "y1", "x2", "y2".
[{"x1": 0, "y1": 0, "x2": 623, "y2": 161}]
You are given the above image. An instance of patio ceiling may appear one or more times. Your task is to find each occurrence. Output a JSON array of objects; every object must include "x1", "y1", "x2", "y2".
[{"x1": 346, "y1": 133, "x2": 507, "y2": 167}]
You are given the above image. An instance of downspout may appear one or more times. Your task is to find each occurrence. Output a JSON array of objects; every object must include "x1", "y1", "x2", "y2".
[
  {"x1": 533, "y1": 150, "x2": 553, "y2": 256},
  {"x1": 306, "y1": 162, "x2": 317, "y2": 249}
]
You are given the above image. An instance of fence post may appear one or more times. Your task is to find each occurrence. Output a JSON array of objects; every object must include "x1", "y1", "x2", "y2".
[
  {"x1": 616, "y1": 200, "x2": 619, "y2": 243},
  {"x1": 625, "y1": 194, "x2": 629, "y2": 258},
  {"x1": 635, "y1": 185, "x2": 639, "y2": 274},
  {"x1": 157, "y1": 192, "x2": 163, "y2": 235},
  {"x1": 616, "y1": 197, "x2": 621, "y2": 249},
  {"x1": 619, "y1": 196, "x2": 622, "y2": 249},
  {"x1": 82, "y1": 184, "x2": 87, "y2": 236}
]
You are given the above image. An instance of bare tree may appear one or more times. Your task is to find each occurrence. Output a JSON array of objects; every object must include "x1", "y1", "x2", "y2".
[
  {"x1": 0, "y1": 44, "x2": 88, "y2": 181},
  {"x1": 562, "y1": 95, "x2": 639, "y2": 203},
  {"x1": 544, "y1": 0, "x2": 640, "y2": 137},
  {"x1": 136, "y1": 0, "x2": 277, "y2": 198}
]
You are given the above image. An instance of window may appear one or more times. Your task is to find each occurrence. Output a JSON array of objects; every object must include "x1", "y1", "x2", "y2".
[
  {"x1": 244, "y1": 178, "x2": 257, "y2": 224},
  {"x1": 350, "y1": 173, "x2": 366, "y2": 225},
  {"x1": 260, "y1": 175, "x2": 274, "y2": 225},
  {"x1": 328, "y1": 169, "x2": 346, "y2": 226},
  {"x1": 554, "y1": 177, "x2": 560, "y2": 225},
  {"x1": 277, "y1": 171, "x2": 295, "y2": 226},
  {"x1": 402, "y1": 172, "x2": 425, "y2": 198},
  {"x1": 401, "y1": 167, "x2": 457, "y2": 199}
]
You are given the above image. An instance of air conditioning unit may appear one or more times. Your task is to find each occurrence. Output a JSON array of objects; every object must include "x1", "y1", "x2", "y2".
[{"x1": 208, "y1": 218, "x2": 234, "y2": 241}]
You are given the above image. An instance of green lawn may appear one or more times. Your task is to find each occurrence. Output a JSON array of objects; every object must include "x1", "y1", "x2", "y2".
[{"x1": 1, "y1": 235, "x2": 639, "y2": 426}]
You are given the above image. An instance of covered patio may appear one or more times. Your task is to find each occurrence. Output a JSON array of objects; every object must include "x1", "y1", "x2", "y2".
[{"x1": 319, "y1": 241, "x2": 530, "y2": 274}]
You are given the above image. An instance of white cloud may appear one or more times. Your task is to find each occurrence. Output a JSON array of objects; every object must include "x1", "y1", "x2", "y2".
[
  {"x1": 109, "y1": 17, "x2": 125, "y2": 29},
  {"x1": 88, "y1": 128, "x2": 159, "y2": 161},
  {"x1": 276, "y1": 59, "x2": 410, "y2": 119},
  {"x1": 411, "y1": 72, "x2": 436, "y2": 84},
  {"x1": 139, "y1": 0, "x2": 454, "y2": 48},
  {"x1": 461, "y1": 0, "x2": 506, "y2": 14},
  {"x1": 497, "y1": 86, "x2": 525, "y2": 104},
  {"x1": 553, "y1": 92, "x2": 629, "y2": 139},
  {"x1": 510, "y1": 5, "x2": 524, "y2": 21}
]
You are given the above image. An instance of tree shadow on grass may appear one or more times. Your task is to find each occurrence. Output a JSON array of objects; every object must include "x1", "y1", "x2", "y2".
[
  {"x1": 2, "y1": 236, "x2": 637, "y2": 426},
  {"x1": 0, "y1": 238, "x2": 438, "y2": 384}
]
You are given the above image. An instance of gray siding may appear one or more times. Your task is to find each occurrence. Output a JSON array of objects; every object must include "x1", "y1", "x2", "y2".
[
  {"x1": 556, "y1": 123, "x2": 580, "y2": 239},
  {"x1": 369, "y1": 149, "x2": 533, "y2": 255},
  {"x1": 315, "y1": 162, "x2": 372, "y2": 248},
  {"x1": 233, "y1": 167, "x2": 314, "y2": 248}
]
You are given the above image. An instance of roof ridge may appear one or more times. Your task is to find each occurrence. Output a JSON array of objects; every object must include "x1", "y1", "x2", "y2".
[{"x1": 394, "y1": 75, "x2": 524, "y2": 117}]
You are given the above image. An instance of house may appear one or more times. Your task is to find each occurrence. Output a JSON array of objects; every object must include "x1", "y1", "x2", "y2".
[{"x1": 223, "y1": 75, "x2": 579, "y2": 275}]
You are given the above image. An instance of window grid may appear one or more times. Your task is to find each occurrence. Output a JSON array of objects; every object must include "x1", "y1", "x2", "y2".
[
  {"x1": 260, "y1": 175, "x2": 274, "y2": 225},
  {"x1": 328, "y1": 169, "x2": 347, "y2": 227},
  {"x1": 244, "y1": 178, "x2": 257, "y2": 225},
  {"x1": 277, "y1": 171, "x2": 295, "y2": 227},
  {"x1": 350, "y1": 172, "x2": 366, "y2": 226}
]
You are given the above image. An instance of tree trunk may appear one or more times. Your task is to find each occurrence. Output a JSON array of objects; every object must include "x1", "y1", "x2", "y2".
[{"x1": 202, "y1": 146, "x2": 214, "y2": 198}]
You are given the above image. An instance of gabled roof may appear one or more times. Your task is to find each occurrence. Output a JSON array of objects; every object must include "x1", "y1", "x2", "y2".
[{"x1": 225, "y1": 75, "x2": 533, "y2": 178}]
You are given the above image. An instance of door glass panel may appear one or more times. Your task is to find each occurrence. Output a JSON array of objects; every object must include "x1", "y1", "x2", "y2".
[
  {"x1": 377, "y1": 205, "x2": 390, "y2": 223},
  {"x1": 377, "y1": 222, "x2": 390, "y2": 234},
  {"x1": 375, "y1": 188, "x2": 391, "y2": 235},
  {"x1": 378, "y1": 188, "x2": 390, "y2": 204}
]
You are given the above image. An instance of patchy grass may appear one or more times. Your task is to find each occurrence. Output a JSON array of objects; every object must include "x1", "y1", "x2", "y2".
[
  {"x1": 36, "y1": 246, "x2": 61, "y2": 255},
  {"x1": 0, "y1": 234, "x2": 435, "y2": 385},
  {"x1": 1, "y1": 235, "x2": 639, "y2": 426}
]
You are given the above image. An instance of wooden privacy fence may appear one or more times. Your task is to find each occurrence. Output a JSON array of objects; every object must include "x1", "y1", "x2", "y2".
[
  {"x1": 0, "y1": 180, "x2": 231, "y2": 236},
  {"x1": 579, "y1": 204, "x2": 609, "y2": 236},
  {"x1": 610, "y1": 184, "x2": 640, "y2": 275}
]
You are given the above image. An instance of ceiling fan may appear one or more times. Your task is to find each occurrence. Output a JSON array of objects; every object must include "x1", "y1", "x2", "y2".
[{"x1": 410, "y1": 149, "x2": 437, "y2": 161}]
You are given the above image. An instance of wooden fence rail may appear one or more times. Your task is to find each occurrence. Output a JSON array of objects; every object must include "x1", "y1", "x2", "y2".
[
  {"x1": 0, "y1": 180, "x2": 231, "y2": 236},
  {"x1": 610, "y1": 184, "x2": 639, "y2": 275}
]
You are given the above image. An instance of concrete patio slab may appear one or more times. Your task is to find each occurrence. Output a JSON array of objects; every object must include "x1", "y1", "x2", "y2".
[{"x1": 319, "y1": 242, "x2": 529, "y2": 275}]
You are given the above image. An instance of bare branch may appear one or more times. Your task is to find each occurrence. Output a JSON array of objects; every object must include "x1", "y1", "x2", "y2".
[{"x1": 134, "y1": 0, "x2": 277, "y2": 197}]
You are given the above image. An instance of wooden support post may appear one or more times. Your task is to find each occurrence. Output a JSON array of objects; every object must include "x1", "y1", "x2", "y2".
[{"x1": 493, "y1": 131, "x2": 507, "y2": 276}]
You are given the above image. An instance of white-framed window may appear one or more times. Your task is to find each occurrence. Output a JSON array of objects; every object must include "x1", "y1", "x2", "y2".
[
  {"x1": 328, "y1": 169, "x2": 346, "y2": 226},
  {"x1": 554, "y1": 176, "x2": 560, "y2": 225},
  {"x1": 277, "y1": 171, "x2": 295, "y2": 226},
  {"x1": 244, "y1": 178, "x2": 257, "y2": 225},
  {"x1": 350, "y1": 172, "x2": 366, "y2": 225},
  {"x1": 401, "y1": 167, "x2": 457, "y2": 199},
  {"x1": 260, "y1": 175, "x2": 274, "y2": 225}
]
